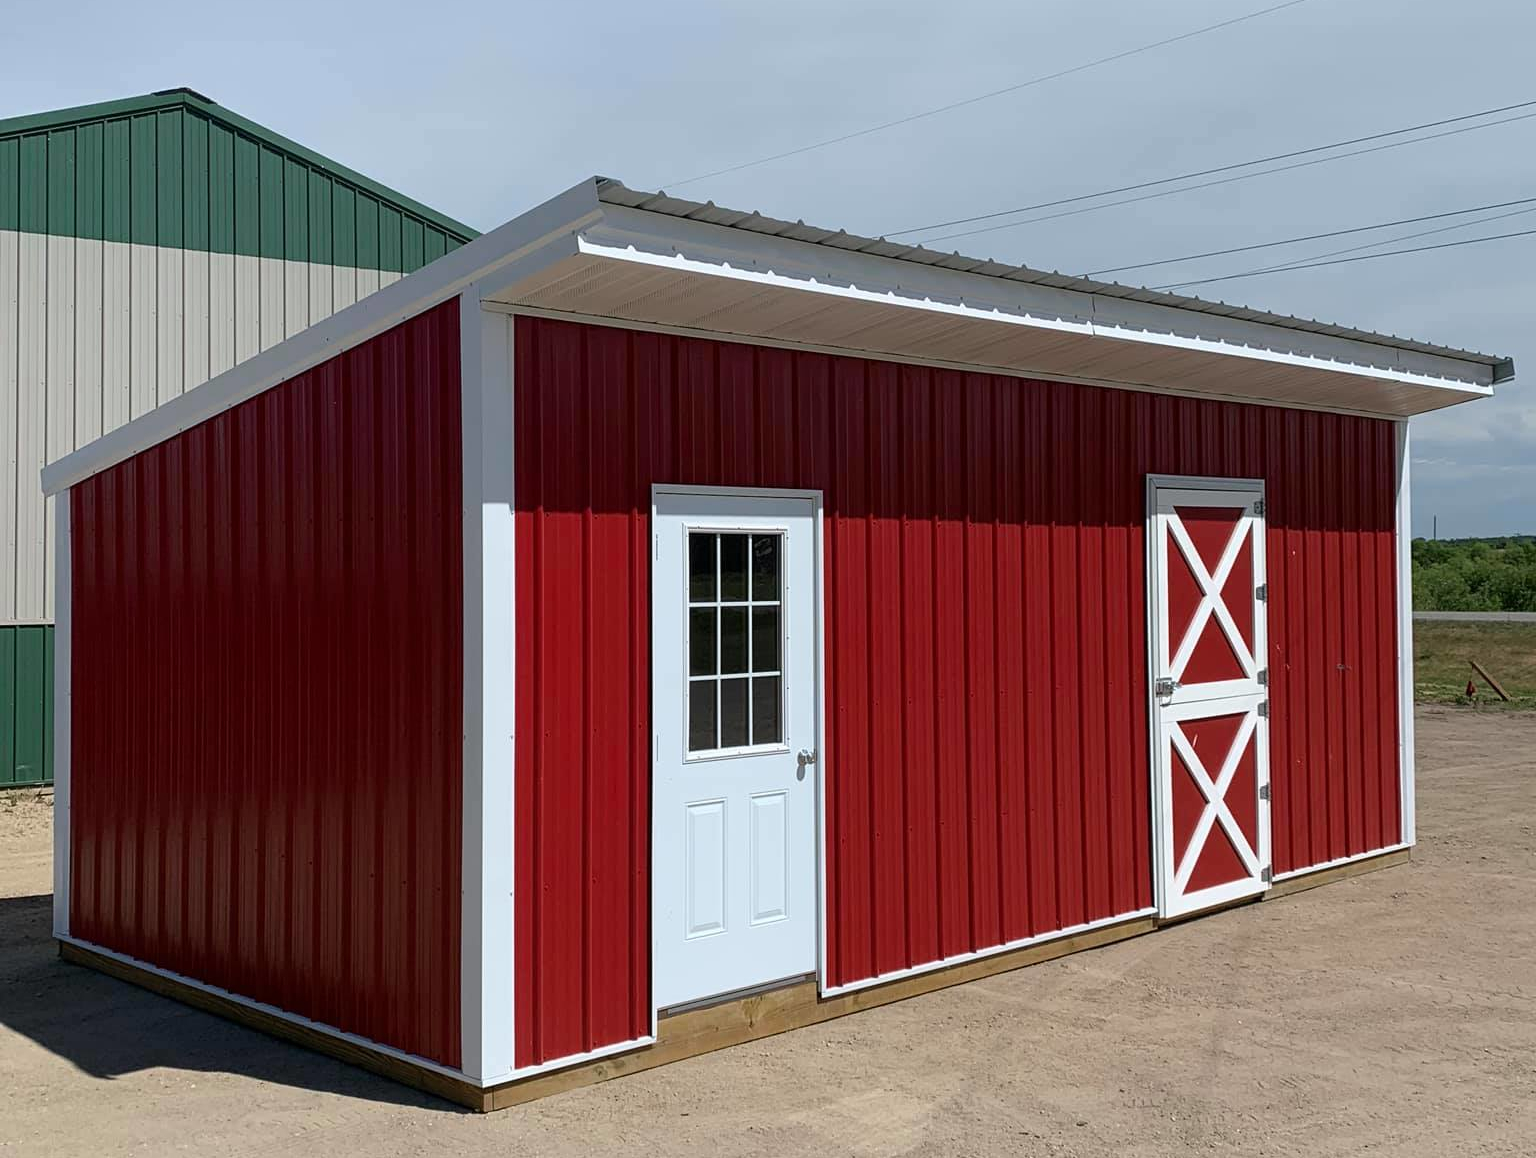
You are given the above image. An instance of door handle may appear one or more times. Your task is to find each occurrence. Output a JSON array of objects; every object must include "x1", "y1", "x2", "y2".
[{"x1": 797, "y1": 749, "x2": 816, "y2": 780}]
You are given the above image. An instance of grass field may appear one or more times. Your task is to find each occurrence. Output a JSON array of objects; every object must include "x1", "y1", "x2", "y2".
[{"x1": 1415, "y1": 620, "x2": 1536, "y2": 708}]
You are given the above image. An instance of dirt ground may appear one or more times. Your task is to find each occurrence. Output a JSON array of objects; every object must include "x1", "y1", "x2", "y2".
[{"x1": 1, "y1": 707, "x2": 1532, "y2": 1158}]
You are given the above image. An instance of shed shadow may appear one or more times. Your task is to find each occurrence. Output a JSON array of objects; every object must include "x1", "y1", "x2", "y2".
[{"x1": 0, "y1": 893, "x2": 465, "y2": 1113}]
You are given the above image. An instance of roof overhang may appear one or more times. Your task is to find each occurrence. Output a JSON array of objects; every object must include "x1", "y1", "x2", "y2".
[
  {"x1": 484, "y1": 195, "x2": 1500, "y2": 419},
  {"x1": 43, "y1": 177, "x2": 1507, "y2": 496}
]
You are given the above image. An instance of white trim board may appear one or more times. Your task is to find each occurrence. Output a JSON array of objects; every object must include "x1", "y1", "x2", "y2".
[
  {"x1": 1394, "y1": 422, "x2": 1417, "y2": 847},
  {"x1": 1270, "y1": 842, "x2": 1411, "y2": 883},
  {"x1": 458, "y1": 292, "x2": 519, "y2": 1083},
  {"x1": 51, "y1": 489, "x2": 71, "y2": 937},
  {"x1": 819, "y1": 907, "x2": 1158, "y2": 998},
  {"x1": 496, "y1": 1034, "x2": 658, "y2": 1086}
]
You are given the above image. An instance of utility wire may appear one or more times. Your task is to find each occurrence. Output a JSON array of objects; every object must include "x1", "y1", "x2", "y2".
[
  {"x1": 909, "y1": 108, "x2": 1536, "y2": 246},
  {"x1": 894, "y1": 99, "x2": 1536, "y2": 238},
  {"x1": 1148, "y1": 226, "x2": 1536, "y2": 289},
  {"x1": 1082, "y1": 195, "x2": 1536, "y2": 277},
  {"x1": 663, "y1": 0, "x2": 1312, "y2": 188},
  {"x1": 1173, "y1": 202, "x2": 1536, "y2": 284}
]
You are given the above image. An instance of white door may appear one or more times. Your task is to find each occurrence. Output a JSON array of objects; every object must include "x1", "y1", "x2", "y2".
[
  {"x1": 1147, "y1": 478, "x2": 1272, "y2": 919},
  {"x1": 651, "y1": 487, "x2": 820, "y2": 1011}
]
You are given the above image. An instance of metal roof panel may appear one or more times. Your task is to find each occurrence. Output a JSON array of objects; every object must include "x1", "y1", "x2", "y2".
[{"x1": 596, "y1": 178, "x2": 1507, "y2": 372}]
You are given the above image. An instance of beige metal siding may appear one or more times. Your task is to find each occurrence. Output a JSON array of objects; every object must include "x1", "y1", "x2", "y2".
[{"x1": 0, "y1": 229, "x2": 413, "y2": 621}]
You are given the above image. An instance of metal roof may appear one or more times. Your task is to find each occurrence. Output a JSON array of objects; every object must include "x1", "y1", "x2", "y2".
[
  {"x1": 595, "y1": 179, "x2": 1513, "y2": 382},
  {"x1": 0, "y1": 88, "x2": 480, "y2": 243}
]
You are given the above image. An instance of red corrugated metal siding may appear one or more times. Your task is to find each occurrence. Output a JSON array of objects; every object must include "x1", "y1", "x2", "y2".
[
  {"x1": 69, "y1": 299, "x2": 464, "y2": 1068},
  {"x1": 513, "y1": 316, "x2": 1401, "y2": 1060}
]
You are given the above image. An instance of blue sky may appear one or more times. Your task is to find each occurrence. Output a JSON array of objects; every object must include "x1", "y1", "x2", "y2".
[{"x1": 7, "y1": 0, "x2": 1532, "y2": 536}]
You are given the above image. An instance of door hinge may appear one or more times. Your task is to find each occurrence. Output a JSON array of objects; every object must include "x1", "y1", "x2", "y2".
[
  {"x1": 1261, "y1": 865, "x2": 1273, "y2": 884},
  {"x1": 1258, "y1": 783, "x2": 1270, "y2": 801},
  {"x1": 1255, "y1": 583, "x2": 1267, "y2": 602},
  {"x1": 1257, "y1": 667, "x2": 1268, "y2": 687},
  {"x1": 1257, "y1": 700, "x2": 1269, "y2": 719},
  {"x1": 1253, "y1": 498, "x2": 1266, "y2": 518}
]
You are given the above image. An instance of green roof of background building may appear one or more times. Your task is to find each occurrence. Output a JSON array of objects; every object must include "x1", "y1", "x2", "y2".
[{"x1": 0, "y1": 87, "x2": 479, "y2": 245}]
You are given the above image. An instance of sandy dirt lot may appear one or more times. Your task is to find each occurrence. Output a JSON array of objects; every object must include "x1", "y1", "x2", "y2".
[{"x1": 1, "y1": 706, "x2": 1532, "y2": 1157}]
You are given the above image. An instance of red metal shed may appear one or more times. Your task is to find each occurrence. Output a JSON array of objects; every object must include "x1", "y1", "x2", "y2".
[{"x1": 41, "y1": 177, "x2": 1510, "y2": 1109}]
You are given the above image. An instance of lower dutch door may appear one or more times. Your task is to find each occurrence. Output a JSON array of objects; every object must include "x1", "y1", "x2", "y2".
[
  {"x1": 1147, "y1": 477, "x2": 1273, "y2": 919},
  {"x1": 651, "y1": 487, "x2": 822, "y2": 1010}
]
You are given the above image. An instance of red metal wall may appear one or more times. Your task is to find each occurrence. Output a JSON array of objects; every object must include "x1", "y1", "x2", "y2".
[
  {"x1": 513, "y1": 315, "x2": 1402, "y2": 1063},
  {"x1": 69, "y1": 299, "x2": 464, "y2": 1068}
]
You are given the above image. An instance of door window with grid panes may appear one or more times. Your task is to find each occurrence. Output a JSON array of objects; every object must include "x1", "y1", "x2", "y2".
[{"x1": 686, "y1": 531, "x2": 784, "y2": 754}]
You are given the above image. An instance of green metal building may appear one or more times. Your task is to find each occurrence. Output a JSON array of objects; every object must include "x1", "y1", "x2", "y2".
[{"x1": 0, "y1": 88, "x2": 477, "y2": 786}]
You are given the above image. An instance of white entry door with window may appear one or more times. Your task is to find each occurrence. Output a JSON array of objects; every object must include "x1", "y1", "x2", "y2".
[
  {"x1": 651, "y1": 487, "x2": 821, "y2": 1011},
  {"x1": 1147, "y1": 477, "x2": 1272, "y2": 919}
]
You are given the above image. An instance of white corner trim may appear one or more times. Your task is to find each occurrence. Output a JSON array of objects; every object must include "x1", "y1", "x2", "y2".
[
  {"x1": 482, "y1": 306, "x2": 518, "y2": 1080},
  {"x1": 460, "y1": 294, "x2": 518, "y2": 1083},
  {"x1": 818, "y1": 907, "x2": 1157, "y2": 999},
  {"x1": 40, "y1": 180, "x2": 602, "y2": 497},
  {"x1": 52, "y1": 489, "x2": 71, "y2": 938},
  {"x1": 57, "y1": 935, "x2": 480, "y2": 1086},
  {"x1": 458, "y1": 285, "x2": 487, "y2": 1080},
  {"x1": 1395, "y1": 421, "x2": 1417, "y2": 846}
]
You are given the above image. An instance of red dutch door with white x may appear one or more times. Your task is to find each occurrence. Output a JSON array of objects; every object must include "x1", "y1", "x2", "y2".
[{"x1": 1148, "y1": 479, "x2": 1272, "y2": 919}]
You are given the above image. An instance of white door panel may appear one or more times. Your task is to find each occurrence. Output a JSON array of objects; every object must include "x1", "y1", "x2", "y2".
[
  {"x1": 1147, "y1": 479, "x2": 1272, "y2": 919},
  {"x1": 652, "y1": 489, "x2": 820, "y2": 1011}
]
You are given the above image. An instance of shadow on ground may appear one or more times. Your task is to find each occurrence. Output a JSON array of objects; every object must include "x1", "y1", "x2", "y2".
[{"x1": 0, "y1": 893, "x2": 464, "y2": 1113}]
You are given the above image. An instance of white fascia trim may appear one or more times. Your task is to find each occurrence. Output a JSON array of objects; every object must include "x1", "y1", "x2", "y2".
[
  {"x1": 56, "y1": 935, "x2": 481, "y2": 1086},
  {"x1": 1395, "y1": 422, "x2": 1417, "y2": 846},
  {"x1": 576, "y1": 207, "x2": 1497, "y2": 396},
  {"x1": 818, "y1": 907, "x2": 1157, "y2": 999},
  {"x1": 40, "y1": 180, "x2": 603, "y2": 496},
  {"x1": 1270, "y1": 842, "x2": 1410, "y2": 883},
  {"x1": 52, "y1": 490, "x2": 71, "y2": 937}
]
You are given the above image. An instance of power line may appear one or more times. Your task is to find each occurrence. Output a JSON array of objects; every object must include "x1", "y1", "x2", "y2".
[
  {"x1": 663, "y1": 0, "x2": 1312, "y2": 189},
  {"x1": 1081, "y1": 195, "x2": 1536, "y2": 277},
  {"x1": 908, "y1": 108, "x2": 1536, "y2": 246},
  {"x1": 1148, "y1": 226, "x2": 1536, "y2": 289},
  {"x1": 886, "y1": 98, "x2": 1536, "y2": 240},
  {"x1": 1171, "y1": 201, "x2": 1536, "y2": 285}
]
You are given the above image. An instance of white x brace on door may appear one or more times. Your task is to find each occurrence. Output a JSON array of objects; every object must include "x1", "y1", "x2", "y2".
[{"x1": 1147, "y1": 477, "x2": 1272, "y2": 919}]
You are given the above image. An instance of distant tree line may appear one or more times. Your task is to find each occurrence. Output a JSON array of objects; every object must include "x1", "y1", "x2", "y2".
[{"x1": 1413, "y1": 536, "x2": 1536, "y2": 612}]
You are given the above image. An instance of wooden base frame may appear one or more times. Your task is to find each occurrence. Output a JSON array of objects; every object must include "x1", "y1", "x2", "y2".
[
  {"x1": 57, "y1": 940, "x2": 485, "y2": 1107},
  {"x1": 1263, "y1": 846, "x2": 1411, "y2": 900},
  {"x1": 58, "y1": 848, "x2": 1410, "y2": 1112},
  {"x1": 487, "y1": 913, "x2": 1157, "y2": 1109}
]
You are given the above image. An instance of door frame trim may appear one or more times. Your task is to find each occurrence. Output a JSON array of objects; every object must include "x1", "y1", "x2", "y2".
[
  {"x1": 1143, "y1": 473, "x2": 1270, "y2": 919},
  {"x1": 648, "y1": 483, "x2": 827, "y2": 1034}
]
